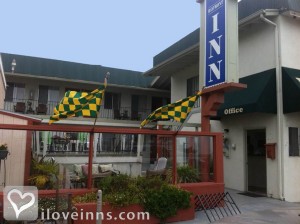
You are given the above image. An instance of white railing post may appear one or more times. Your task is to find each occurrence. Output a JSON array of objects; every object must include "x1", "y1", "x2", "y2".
[{"x1": 96, "y1": 190, "x2": 102, "y2": 224}]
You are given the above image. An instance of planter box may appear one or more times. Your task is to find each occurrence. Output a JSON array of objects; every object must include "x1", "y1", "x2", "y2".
[
  {"x1": 0, "y1": 150, "x2": 8, "y2": 160},
  {"x1": 73, "y1": 201, "x2": 195, "y2": 224}
]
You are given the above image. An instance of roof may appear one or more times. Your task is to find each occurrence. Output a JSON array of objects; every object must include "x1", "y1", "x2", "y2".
[
  {"x1": 1, "y1": 53, "x2": 155, "y2": 88},
  {"x1": 145, "y1": 0, "x2": 300, "y2": 88},
  {"x1": 239, "y1": 0, "x2": 300, "y2": 20},
  {"x1": 144, "y1": 30, "x2": 199, "y2": 90},
  {"x1": 153, "y1": 28, "x2": 200, "y2": 67}
]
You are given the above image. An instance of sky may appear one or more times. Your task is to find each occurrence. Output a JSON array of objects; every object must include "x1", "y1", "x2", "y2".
[{"x1": 1, "y1": 1, "x2": 200, "y2": 72}]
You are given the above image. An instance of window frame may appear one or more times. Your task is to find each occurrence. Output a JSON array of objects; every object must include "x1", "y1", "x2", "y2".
[
  {"x1": 289, "y1": 127, "x2": 300, "y2": 156},
  {"x1": 187, "y1": 76, "x2": 200, "y2": 108}
]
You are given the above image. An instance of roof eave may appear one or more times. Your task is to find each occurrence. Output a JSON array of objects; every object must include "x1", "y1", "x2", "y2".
[
  {"x1": 5, "y1": 72, "x2": 169, "y2": 93},
  {"x1": 143, "y1": 43, "x2": 199, "y2": 77},
  {"x1": 239, "y1": 9, "x2": 280, "y2": 28},
  {"x1": 0, "y1": 110, "x2": 42, "y2": 123}
]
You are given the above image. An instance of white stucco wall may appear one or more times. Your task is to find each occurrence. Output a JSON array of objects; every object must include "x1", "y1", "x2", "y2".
[
  {"x1": 168, "y1": 13, "x2": 300, "y2": 201},
  {"x1": 239, "y1": 20, "x2": 276, "y2": 77},
  {"x1": 0, "y1": 114, "x2": 28, "y2": 189},
  {"x1": 277, "y1": 16, "x2": 300, "y2": 202},
  {"x1": 171, "y1": 64, "x2": 198, "y2": 102},
  {"x1": 280, "y1": 16, "x2": 300, "y2": 70},
  {"x1": 220, "y1": 114, "x2": 279, "y2": 198},
  {"x1": 282, "y1": 112, "x2": 300, "y2": 202}
]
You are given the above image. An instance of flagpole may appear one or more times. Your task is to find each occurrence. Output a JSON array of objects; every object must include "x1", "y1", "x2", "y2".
[
  {"x1": 175, "y1": 91, "x2": 201, "y2": 134},
  {"x1": 92, "y1": 72, "x2": 109, "y2": 127},
  {"x1": 87, "y1": 72, "x2": 109, "y2": 189}
]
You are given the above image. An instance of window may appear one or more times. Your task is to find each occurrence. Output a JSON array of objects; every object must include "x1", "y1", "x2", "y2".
[
  {"x1": 187, "y1": 76, "x2": 200, "y2": 107},
  {"x1": 38, "y1": 86, "x2": 48, "y2": 104},
  {"x1": 104, "y1": 92, "x2": 120, "y2": 109},
  {"x1": 289, "y1": 127, "x2": 300, "y2": 156},
  {"x1": 4, "y1": 83, "x2": 14, "y2": 102},
  {"x1": 132, "y1": 95, "x2": 147, "y2": 111},
  {"x1": 4, "y1": 82, "x2": 25, "y2": 102},
  {"x1": 38, "y1": 86, "x2": 60, "y2": 104},
  {"x1": 38, "y1": 86, "x2": 60, "y2": 114},
  {"x1": 151, "y1": 97, "x2": 170, "y2": 111}
]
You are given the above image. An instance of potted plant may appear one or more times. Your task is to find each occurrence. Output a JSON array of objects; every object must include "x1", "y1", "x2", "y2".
[
  {"x1": 29, "y1": 156, "x2": 59, "y2": 190},
  {"x1": 0, "y1": 143, "x2": 9, "y2": 159}
]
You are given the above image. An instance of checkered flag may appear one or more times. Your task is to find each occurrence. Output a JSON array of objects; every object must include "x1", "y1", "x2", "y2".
[
  {"x1": 49, "y1": 80, "x2": 107, "y2": 124},
  {"x1": 140, "y1": 91, "x2": 201, "y2": 128}
]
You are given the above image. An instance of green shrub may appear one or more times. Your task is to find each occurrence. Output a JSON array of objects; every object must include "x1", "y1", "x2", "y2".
[
  {"x1": 73, "y1": 174, "x2": 192, "y2": 222},
  {"x1": 177, "y1": 165, "x2": 200, "y2": 183},
  {"x1": 72, "y1": 192, "x2": 97, "y2": 204},
  {"x1": 38, "y1": 196, "x2": 69, "y2": 213},
  {"x1": 143, "y1": 184, "x2": 192, "y2": 223},
  {"x1": 136, "y1": 175, "x2": 165, "y2": 191},
  {"x1": 97, "y1": 174, "x2": 140, "y2": 208},
  {"x1": 29, "y1": 156, "x2": 59, "y2": 189}
]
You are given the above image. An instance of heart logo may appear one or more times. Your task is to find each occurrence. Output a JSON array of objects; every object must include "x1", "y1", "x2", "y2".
[{"x1": 7, "y1": 189, "x2": 36, "y2": 219}]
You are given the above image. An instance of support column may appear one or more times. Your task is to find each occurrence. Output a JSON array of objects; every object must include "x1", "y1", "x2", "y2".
[
  {"x1": 87, "y1": 132, "x2": 95, "y2": 189},
  {"x1": 200, "y1": 83, "x2": 246, "y2": 182},
  {"x1": 187, "y1": 136, "x2": 194, "y2": 167},
  {"x1": 24, "y1": 121, "x2": 33, "y2": 186},
  {"x1": 156, "y1": 125, "x2": 162, "y2": 158}
]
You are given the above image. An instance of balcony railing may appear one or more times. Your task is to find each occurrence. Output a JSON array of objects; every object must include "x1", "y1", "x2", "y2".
[
  {"x1": 4, "y1": 99, "x2": 152, "y2": 121},
  {"x1": 34, "y1": 131, "x2": 139, "y2": 157}
]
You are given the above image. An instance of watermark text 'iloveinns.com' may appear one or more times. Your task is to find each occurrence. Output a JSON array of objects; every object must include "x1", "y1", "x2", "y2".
[
  {"x1": 40, "y1": 209, "x2": 150, "y2": 221},
  {"x1": 3, "y1": 186, "x2": 149, "y2": 222}
]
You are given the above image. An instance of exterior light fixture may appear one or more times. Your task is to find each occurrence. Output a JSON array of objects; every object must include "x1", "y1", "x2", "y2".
[
  {"x1": 106, "y1": 72, "x2": 110, "y2": 79},
  {"x1": 11, "y1": 59, "x2": 16, "y2": 73}
]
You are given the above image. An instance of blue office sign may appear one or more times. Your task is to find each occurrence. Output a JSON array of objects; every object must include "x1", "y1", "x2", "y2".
[{"x1": 205, "y1": 0, "x2": 226, "y2": 87}]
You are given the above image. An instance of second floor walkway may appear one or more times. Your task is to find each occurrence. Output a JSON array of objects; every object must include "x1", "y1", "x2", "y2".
[{"x1": 4, "y1": 99, "x2": 152, "y2": 121}]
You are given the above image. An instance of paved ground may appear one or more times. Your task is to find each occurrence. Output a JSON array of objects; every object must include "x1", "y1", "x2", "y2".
[{"x1": 176, "y1": 189, "x2": 300, "y2": 224}]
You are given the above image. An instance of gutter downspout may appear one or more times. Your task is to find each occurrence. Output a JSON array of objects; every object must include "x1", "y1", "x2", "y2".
[
  {"x1": 260, "y1": 12, "x2": 285, "y2": 201},
  {"x1": 0, "y1": 54, "x2": 7, "y2": 89}
]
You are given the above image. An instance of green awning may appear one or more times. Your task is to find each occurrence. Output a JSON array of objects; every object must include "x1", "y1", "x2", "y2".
[
  {"x1": 282, "y1": 67, "x2": 300, "y2": 113},
  {"x1": 217, "y1": 69, "x2": 277, "y2": 117}
]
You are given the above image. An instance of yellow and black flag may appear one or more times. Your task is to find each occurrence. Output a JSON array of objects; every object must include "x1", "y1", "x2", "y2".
[
  {"x1": 140, "y1": 91, "x2": 201, "y2": 128},
  {"x1": 49, "y1": 80, "x2": 107, "y2": 124}
]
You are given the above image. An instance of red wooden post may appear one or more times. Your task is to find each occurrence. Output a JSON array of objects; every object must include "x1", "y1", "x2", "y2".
[
  {"x1": 200, "y1": 83, "x2": 246, "y2": 182},
  {"x1": 172, "y1": 134, "x2": 177, "y2": 184},
  {"x1": 187, "y1": 136, "x2": 194, "y2": 167},
  {"x1": 214, "y1": 133, "x2": 224, "y2": 183},
  {"x1": 157, "y1": 125, "x2": 162, "y2": 158},
  {"x1": 87, "y1": 132, "x2": 94, "y2": 189},
  {"x1": 24, "y1": 121, "x2": 33, "y2": 185}
]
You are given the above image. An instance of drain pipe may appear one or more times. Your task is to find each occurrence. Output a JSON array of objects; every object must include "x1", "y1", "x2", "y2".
[{"x1": 260, "y1": 12, "x2": 285, "y2": 201}]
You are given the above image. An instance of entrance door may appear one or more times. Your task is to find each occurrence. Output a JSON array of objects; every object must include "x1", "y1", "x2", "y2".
[{"x1": 246, "y1": 129, "x2": 267, "y2": 194}]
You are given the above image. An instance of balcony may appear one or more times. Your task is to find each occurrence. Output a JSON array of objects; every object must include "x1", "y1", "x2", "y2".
[
  {"x1": 3, "y1": 99, "x2": 152, "y2": 121},
  {"x1": 35, "y1": 131, "x2": 139, "y2": 157}
]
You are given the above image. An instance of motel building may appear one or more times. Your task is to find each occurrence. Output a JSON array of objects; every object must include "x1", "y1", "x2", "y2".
[
  {"x1": 145, "y1": 0, "x2": 300, "y2": 202},
  {"x1": 0, "y1": 0, "x2": 300, "y2": 205},
  {"x1": 0, "y1": 52, "x2": 173, "y2": 190}
]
